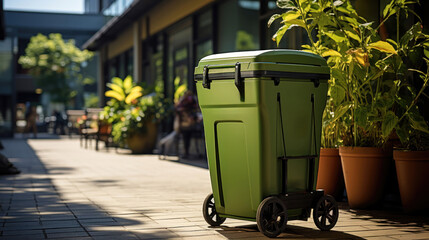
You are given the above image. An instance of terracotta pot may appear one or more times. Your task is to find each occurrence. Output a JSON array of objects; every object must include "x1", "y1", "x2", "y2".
[
  {"x1": 339, "y1": 147, "x2": 391, "y2": 209},
  {"x1": 393, "y1": 150, "x2": 429, "y2": 212},
  {"x1": 126, "y1": 121, "x2": 158, "y2": 154},
  {"x1": 316, "y1": 148, "x2": 344, "y2": 200}
]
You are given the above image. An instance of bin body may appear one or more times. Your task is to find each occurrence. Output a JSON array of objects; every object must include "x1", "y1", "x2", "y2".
[{"x1": 195, "y1": 50, "x2": 329, "y2": 220}]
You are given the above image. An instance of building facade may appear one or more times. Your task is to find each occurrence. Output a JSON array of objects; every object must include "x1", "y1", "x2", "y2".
[
  {"x1": 84, "y1": 0, "x2": 429, "y2": 133},
  {"x1": 0, "y1": 9, "x2": 104, "y2": 137},
  {"x1": 84, "y1": 0, "x2": 300, "y2": 105}
]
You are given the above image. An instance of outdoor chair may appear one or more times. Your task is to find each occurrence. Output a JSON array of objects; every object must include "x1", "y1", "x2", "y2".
[
  {"x1": 79, "y1": 108, "x2": 103, "y2": 149},
  {"x1": 66, "y1": 110, "x2": 85, "y2": 138},
  {"x1": 95, "y1": 120, "x2": 113, "y2": 151}
]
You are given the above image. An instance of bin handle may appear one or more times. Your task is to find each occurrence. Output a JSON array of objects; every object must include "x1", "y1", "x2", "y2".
[
  {"x1": 202, "y1": 64, "x2": 236, "y2": 89},
  {"x1": 202, "y1": 63, "x2": 244, "y2": 100}
]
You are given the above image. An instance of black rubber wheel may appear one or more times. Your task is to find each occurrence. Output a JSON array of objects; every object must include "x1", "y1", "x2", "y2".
[
  {"x1": 313, "y1": 195, "x2": 339, "y2": 231},
  {"x1": 202, "y1": 193, "x2": 226, "y2": 226},
  {"x1": 256, "y1": 196, "x2": 288, "y2": 238}
]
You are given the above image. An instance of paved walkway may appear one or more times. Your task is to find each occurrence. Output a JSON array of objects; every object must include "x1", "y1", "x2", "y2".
[{"x1": 0, "y1": 137, "x2": 428, "y2": 239}]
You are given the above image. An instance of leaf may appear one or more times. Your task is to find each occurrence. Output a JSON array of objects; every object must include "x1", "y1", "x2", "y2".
[
  {"x1": 277, "y1": 0, "x2": 295, "y2": 9},
  {"x1": 174, "y1": 84, "x2": 187, "y2": 103},
  {"x1": 386, "y1": 38, "x2": 398, "y2": 48},
  {"x1": 107, "y1": 83, "x2": 124, "y2": 95},
  {"x1": 396, "y1": 121, "x2": 410, "y2": 145},
  {"x1": 273, "y1": 25, "x2": 287, "y2": 46},
  {"x1": 281, "y1": 11, "x2": 301, "y2": 23},
  {"x1": 348, "y1": 48, "x2": 369, "y2": 67},
  {"x1": 282, "y1": 19, "x2": 306, "y2": 28},
  {"x1": 324, "y1": 31, "x2": 347, "y2": 43},
  {"x1": 408, "y1": 110, "x2": 429, "y2": 134},
  {"x1": 382, "y1": 111, "x2": 399, "y2": 137},
  {"x1": 129, "y1": 86, "x2": 143, "y2": 94},
  {"x1": 123, "y1": 75, "x2": 133, "y2": 93},
  {"x1": 382, "y1": 0, "x2": 396, "y2": 19},
  {"x1": 317, "y1": 14, "x2": 336, "y2": 28},
  {"x1": 329, "y1": 84, "x2": 346, "y2": 106},
  {"x1": 321, "y1": 49, "x2": 342, "y2": 57},
  {"x1": 331, "y1": 102, "x2": 352, "y2": 123},
  {"x1": 111, "y1": 77, "x2": 123, "y2": 88},
  {"x1": 400, "y1": 23, "x2": 422, "y2": 47},
  {"x1": 355, "y1": 106, "x2": 368, "y2": 128},
  {"x1": 425, "y1": 48, "x2": 429, "y2": 59},
  {"x1": 333, "y1": 0, "x2": 344, "y2": 7},
  {"x1": 368, "y1": 41, "x2": 397, "y2": 54},
  {"x1": 125, "y1": 91, "x2": 143, "y2": 104},
  {"x1": 105, "y1": 90, "x2": 125, "y2": 101},
  {"x1": 344, "y1": 30, "x2": 361, "y2": 42},
  {"x1": 268, "y1": 14, "x2": 282, "y2": 27}
]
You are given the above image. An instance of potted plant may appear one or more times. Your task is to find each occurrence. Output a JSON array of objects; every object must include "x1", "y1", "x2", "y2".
[
  {"x1": 375, "y1": 0, "x2": 429, "y2": 212},
  {"x1": 393, "y1": 131, "x2": 429, "y2": 212},
  {"x1": 317, "y1": 97, "x2": 345, "y2": 200},
  {"x1": 391, "y1": 57, "x2": 429, "y2": 212},
  {"x1": 270, "y1": 0, "x2": 428, "y2": 208},
  {"x1": 100, "y1": 76, "x2": 170, "y2": 154}
]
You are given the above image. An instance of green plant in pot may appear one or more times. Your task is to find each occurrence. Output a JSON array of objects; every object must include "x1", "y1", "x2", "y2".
[
  {"x1": 317, "y1": 95, "x2": 346, "y2": 200},
  {"x1": 270, "y1": 0, "x2": 428, "y2": 208},
  {"x1": 392, "y1": 58, "x2": 429, "y2": 212},
  {"x1": 100, "y1": 76, "x2": 170, "y2": 154},
  {"x1": 375, "y1": 0, "x2": 429, "y2": 212}
]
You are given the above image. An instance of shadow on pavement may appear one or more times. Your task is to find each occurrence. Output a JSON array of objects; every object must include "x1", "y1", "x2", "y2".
[
  {"x1": 159, "y1": 155, "x2": 209, "y2": 169},
  {"x1": 0, "y1": 139, "x2": 177, "y2": 239},
  {"x1": 350, "y1": 208, "x2": 429, "y2": 228}
]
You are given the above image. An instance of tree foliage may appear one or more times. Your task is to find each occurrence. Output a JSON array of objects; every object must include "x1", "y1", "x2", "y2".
[{"x1": 18, "y1": 33, "x2": 93, "y2": 104}]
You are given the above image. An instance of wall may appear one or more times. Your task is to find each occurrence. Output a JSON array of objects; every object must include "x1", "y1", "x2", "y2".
[
  {"x1": 148, "y1": 0, "x2": 214, "y2": 35},
  {"x1": 107, "y1": 25, "x2": 134, "y2": 59}
]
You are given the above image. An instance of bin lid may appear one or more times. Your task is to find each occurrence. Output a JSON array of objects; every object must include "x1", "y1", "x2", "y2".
[{"x1": 194, "y1": 49, "x2": 330, "y2": 83}]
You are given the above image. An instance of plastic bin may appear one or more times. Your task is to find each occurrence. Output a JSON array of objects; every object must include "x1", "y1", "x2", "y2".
[{"x1": 195, "y1": 50, "x2": 339, "y2": 238}]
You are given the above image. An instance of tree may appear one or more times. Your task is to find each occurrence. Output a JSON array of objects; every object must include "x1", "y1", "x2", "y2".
[{"x1": 18, "y1": 33, "x2": 93, "y2": 105}]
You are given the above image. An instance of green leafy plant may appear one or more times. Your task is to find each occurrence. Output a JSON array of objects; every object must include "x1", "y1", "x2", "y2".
[
  {"x1": 270, "y1": 0, "x2": 429, "y2": 148},
  {"x1": 100, "y1": 76, "x2": 170, "y2": 145},
  {"x1": 19, "y1": 33, "x2": 93, "y2": 104}
]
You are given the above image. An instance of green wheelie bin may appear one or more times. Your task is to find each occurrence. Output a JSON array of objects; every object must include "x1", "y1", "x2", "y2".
[{"x1": 195, "y1": 50, "x2": 339, "y2": 238}]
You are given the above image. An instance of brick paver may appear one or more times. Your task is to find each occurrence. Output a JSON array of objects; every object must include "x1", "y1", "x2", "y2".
[{"x1": 0, "y1": 137, "x2": 428, "y2": 239}]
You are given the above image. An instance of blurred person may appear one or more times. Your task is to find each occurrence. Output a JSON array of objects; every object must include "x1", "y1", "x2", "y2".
[
  {"x1": 25, "y1": 106, "x2": 38, "y2": 138},
  {"x1": 175, "y1": 90, "x2": 200, "y2": 158},
  {"x1": 53, "y1": 110, "x2": 66, "y2": 135}
]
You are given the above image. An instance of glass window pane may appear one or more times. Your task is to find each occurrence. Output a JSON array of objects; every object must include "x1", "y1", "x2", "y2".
[
  {"x1": 0, "y1": 38, "x2": 13, "y2": 92},
  {"x1": 127, "y1": 48, "x2": 133, "y2": 79},
  {"x1": 196, "y1": 40, "x2": 213, "y2": 64},
  {"x1": 168, "y1": 25, "x2": 191, "y2": 98},
  {"x1": 197, "y1": 10, "x2": 212, "y2": 39},
  {"x1": 218, "y1": 0, "x2": 260, "y2": 52},
  {"x1": 118, "y1": 54, "x2": 126, "y2": 79}
]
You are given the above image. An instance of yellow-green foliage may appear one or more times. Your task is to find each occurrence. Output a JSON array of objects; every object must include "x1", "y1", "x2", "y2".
[{"x1": 18, "y1": 33, "x2": 93, "y2": 103}]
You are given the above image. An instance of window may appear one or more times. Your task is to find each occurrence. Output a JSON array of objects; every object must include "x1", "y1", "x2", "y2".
[
  {"x1": 218, "y1": 0, "x2": 260, "y2": 52},
  {"x1": 142, "y1": 34, "x2": 164, "y2": 90},
  {"x1": 108, "y1": 57, "x2": 118, "y2": 82},
  {"x1": 195, "y1": 9, "x2": 213, "y2": 65},
  {"x1": 126, "y1": 48, "x2": 133, "y2": 79},
  {"x1": 167, "y1": 22, "x2": 192, "y2": 98}
]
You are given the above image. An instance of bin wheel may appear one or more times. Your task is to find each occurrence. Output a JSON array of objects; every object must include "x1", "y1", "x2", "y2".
[
  {"x1": 202, "y1": 193, "x2": 226, "y2": 226},
  {"x1": 256, "y1": 196, "x2": 288, "y2": 238},
  {"x1": 313, "y1": 195, "x2": 339, "y2": 231}
]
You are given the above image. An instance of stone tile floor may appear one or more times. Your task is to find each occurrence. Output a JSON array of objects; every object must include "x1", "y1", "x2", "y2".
[{"x1": 0, "y1": 136, "x2": 428, "y2": 239}]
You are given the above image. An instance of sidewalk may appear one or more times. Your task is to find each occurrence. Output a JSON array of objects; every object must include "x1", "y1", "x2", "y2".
[{"x1": 0, "y1": 137, "x2": 427, "y2": 239}]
